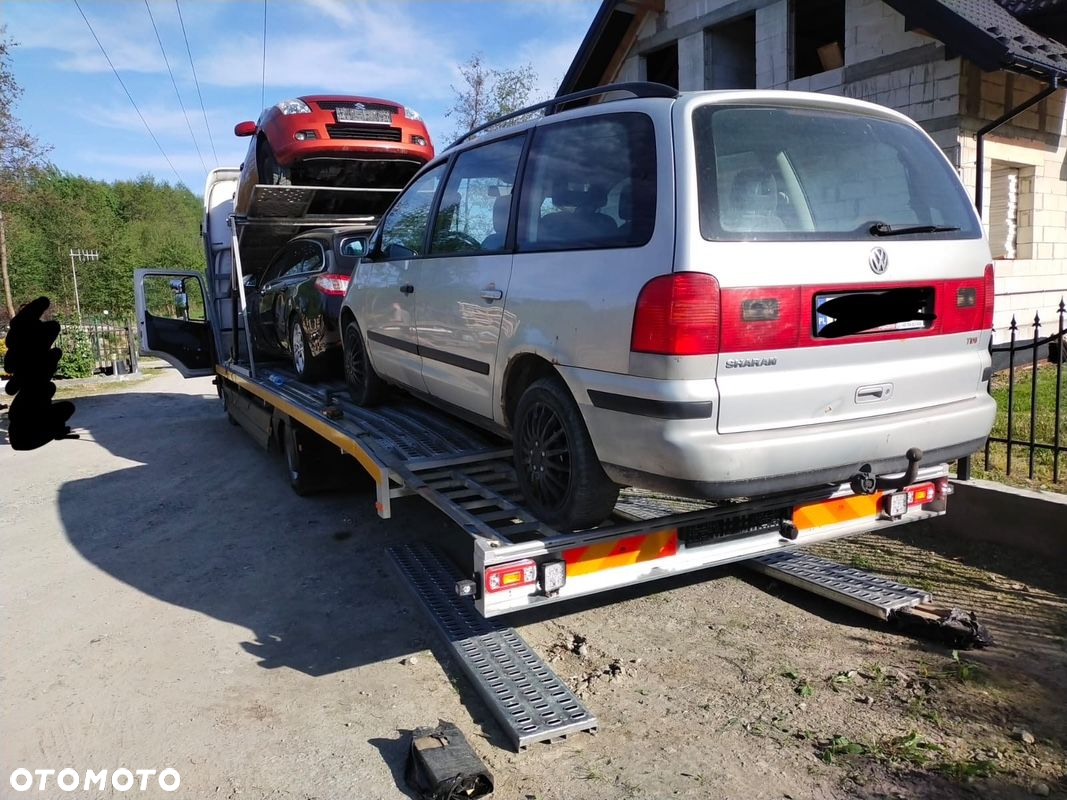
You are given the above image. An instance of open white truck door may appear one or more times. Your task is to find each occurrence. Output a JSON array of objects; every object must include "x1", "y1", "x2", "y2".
[{"x1": 134, "y1": 269, "x2": 215, "y2": 377}]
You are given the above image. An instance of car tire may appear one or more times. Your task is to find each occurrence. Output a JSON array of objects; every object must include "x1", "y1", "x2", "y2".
[
  {"x1": 513, "y1": 376, "x2": 619, "y2": 531},
  {"x1": 343, "y1": 320, "x2": 383, "y2": 406},
  {"x1": 260, "y1": 142, "x2": 290, "y2": 186},
  {"x1": 290, "y1": 317, "x2": 325, "y2": 382}
]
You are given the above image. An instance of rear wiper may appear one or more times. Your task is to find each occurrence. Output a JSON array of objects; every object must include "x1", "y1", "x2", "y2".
[{"x1": 869, "y1": 222, "x2": 961, "y2": 237}]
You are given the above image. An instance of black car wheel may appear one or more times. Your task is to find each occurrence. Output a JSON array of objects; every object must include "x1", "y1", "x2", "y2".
[
  {"x1": 343, "y1": 320, "x2": 383, "y2": 406},
  {"x1": 513, "y1": 377, "x2": 619, "y2": 531},
  {"x1": 290, "y1": 318, "x2": 324, "y2": 381},
  {"x1": 259, "y1": 141, "x2": 290, "y2": 186}
]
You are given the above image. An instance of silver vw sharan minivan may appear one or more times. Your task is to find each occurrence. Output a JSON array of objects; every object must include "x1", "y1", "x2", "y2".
[{"x1": 339, "y1": 83, "x2": 996, "y2": 532}]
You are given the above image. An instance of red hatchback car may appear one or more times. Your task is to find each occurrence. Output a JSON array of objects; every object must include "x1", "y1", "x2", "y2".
[{"x1": 233, "y1": 95, "x2": 434, "y2": 215}]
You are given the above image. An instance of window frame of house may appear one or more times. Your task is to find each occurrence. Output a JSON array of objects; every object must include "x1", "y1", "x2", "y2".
[{"x1": 790, "y1": 0, "x2": 845, "y2": 81}]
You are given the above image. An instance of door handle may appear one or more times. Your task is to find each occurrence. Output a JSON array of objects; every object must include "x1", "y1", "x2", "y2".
[
  {"x1": 855, "y1": 383, "x2": 893, "y2": 403},
  {"x1": 480, "y1": 289, "x2": 503, "y2": 302},
  {"x1": 399, "y1": 284, "x2": 415, "y2": 295}
]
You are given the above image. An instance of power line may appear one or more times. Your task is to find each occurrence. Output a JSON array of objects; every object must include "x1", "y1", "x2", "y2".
[
  {"x1": 144, "y1": 0, "x2": 207, "y2": 173},
  {"x1": 174, "y1": 0, "x2": 218, "y2": 166},
  {"x1": 73, "y1": 0, "x2": 183, "y2": 184},
  {"x1": 261, "y1": 0, "x2": 267, "y2": 111}
]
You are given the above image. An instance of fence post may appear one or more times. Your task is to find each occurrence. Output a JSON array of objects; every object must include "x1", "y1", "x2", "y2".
[
  {"x1": 1028, "y1": 312, "x2": 1041, "y2": 478},
  {"x1": 1006, "y1": 315, "x2": 1018, "y2": 476},
  {"x1": 126, "y1": 320, "x2": 139, "y2": 375},
  {"x1": 1055, "y1": 299, "x2": 1064, "y2": 483}
]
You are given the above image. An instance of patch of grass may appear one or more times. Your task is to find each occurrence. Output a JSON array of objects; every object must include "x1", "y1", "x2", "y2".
[
  {"x1": 973, "y1": 363, "x2": 1066, "y2": 490},
  {"x1": 906, "y1": 696, "x2": 944, "y2": 727},
  {"x1": 935, "y1": 758, "x2": 997, "y2": 781},
  {"x1": 780, "y1": 668, "x2": 815, "y2": 697},
  {"x1": 820, "y1": 735, "x2": 869, "y2": 763},
  {"x1": 830, "y1": 671, "x2": 854, "y2": 692},
  {"x1": 848, "y1": 555, "x2": 875, "y2": 571},
  {"x1": 883, "y1": 731, "x2": 942, "y2": 768},
  {"x1": 947, "y1": 650, "x2": 983, "y2": 684}
]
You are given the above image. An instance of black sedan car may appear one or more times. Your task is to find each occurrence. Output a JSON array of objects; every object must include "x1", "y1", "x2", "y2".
[{"x1": 246, "y1": 226, "x2": 371, "y2": 380}]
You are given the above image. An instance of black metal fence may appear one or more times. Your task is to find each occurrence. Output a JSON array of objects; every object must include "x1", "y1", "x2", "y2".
[
  {"x1": 56, "y1": 318, "x2": 140, "y2": 377},
  {"x1": 974, "y1": 300, "x2": 1066, "y2": 483}
]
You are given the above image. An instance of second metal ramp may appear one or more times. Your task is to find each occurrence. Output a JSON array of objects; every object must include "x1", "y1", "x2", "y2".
[
  {"x1": 389, "y1": 542, "x2": 598, "y2": 751},
  {"x1": 748, "y1": 551, "x2": 931, "y2": 619}
]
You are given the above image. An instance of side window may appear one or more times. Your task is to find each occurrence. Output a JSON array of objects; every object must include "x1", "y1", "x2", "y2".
[
  {"x1": 517, "y1": 113, "x2": 657, "y2": 252},
  {"x1": 299, "y1": 242, "x2": 324, "y2": 274},
  {"x1": 430, "y1": 136, "x2": 524, "y2": 255},
  {"x1": 378, "y1": 164, "x2": 446, "y2": 259},
  {"x1": 262, "y1": 247, "x2": 292, "y2": 283},
  {"x1": 283, "y1": 242, "x2": 323, "y2": 276}
]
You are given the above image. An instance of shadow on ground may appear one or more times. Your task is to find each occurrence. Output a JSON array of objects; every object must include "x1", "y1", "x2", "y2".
[{"x1": 55, "y1": 386, "x2": 465, "y2": 677}]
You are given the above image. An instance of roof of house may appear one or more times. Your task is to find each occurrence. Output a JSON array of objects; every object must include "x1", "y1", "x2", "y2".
[{"x1": 557, "y1": 0, "x2": 1067, "y2": 96}]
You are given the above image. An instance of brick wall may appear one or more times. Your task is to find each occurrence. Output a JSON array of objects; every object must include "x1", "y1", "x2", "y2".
[{"x1": 957, "y1": 64, "x2": 1067, "y2": 340}]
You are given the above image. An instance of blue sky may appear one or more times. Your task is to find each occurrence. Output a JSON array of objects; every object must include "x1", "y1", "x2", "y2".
[{"x1": 5, "y1": 0, "x2": 600, "y2": 194}]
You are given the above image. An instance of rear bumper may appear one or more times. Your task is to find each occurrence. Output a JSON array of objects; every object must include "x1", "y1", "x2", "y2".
[{"x1": 557, "y1": 365, "x2": 995, "y2": 498}]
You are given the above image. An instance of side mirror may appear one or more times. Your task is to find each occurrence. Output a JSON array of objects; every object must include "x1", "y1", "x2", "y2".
[
  {"x1": 234, "y1": 121, "x2": 257, "y2": 137},
  {"x1": 243, "y1": 274, "x2": 258, "y2": 289}
]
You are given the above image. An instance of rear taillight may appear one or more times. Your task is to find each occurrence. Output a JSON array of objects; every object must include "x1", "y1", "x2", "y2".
[
  {"x1": 631, "y1": 273, "x2": 720, "y2": 356},
  {"x1": 982, "y1": 263, "x2": 995, "y2": 330},
  {"x1": 315, "y1": 274, "x2": 350, "y2": 296},
  {"x1": 721, "y1": 287, "x2": 801, "y2": 351},
  {"x1": 485, "y1": 560, "x2": 537, "y2": 593}
]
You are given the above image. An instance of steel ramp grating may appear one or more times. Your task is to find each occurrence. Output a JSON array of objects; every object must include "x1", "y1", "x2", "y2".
[
  {"x1": 405, "y1": 461, "x2": 553, "y2": 541},
  {"x1": 389, "y1": 542, "x2": 597, "y2": 750},
  {"x1": 748, "y1": 551, "x2": 931, "y2": 620}
]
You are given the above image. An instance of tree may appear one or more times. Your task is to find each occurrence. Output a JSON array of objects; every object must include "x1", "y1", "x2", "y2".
[
  {"x1": 1, "y1": 26, "x2": 51, "y2": 322},
  {"x1": 445, "y1": 54, "x2": 538, "y2": 143}
]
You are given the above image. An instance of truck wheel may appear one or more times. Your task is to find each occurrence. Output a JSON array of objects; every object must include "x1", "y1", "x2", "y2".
[
  {"x1": 343, "y1": 321, "x2": 383, "y2": 406},
  {"x1": 290, "y1": 318, "x2": 324, "y2": 382},
  {"x1": 282, "y1": 420, "x2": 315, "y2": 496},
  {"x1": 513, "y1": 376, "x2": 619, "y2": 531},
  {"x1": 221, "y1": 388, "x2": 239, "y2": 426}
]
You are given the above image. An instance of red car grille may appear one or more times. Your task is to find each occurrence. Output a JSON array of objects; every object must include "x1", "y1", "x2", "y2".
[
  {"x1": 326, "y1": 125, "x2": 403, "y2": 142},
  {"x1": 316, "y1": 101, "x2": 398, "y2": 114}
]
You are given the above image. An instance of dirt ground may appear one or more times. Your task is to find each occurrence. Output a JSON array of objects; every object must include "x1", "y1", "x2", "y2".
[{"x1": 2, "y1": 368, "x2": 1065, "y2": 799}]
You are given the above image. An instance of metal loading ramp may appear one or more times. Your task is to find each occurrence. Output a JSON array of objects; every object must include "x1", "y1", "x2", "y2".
[
  {"x1": 748, "y1": 551, "x2": 932, "y2": 619},
  {"x1": 389, "y1": 542, "x2": 598, "y2": 751}
]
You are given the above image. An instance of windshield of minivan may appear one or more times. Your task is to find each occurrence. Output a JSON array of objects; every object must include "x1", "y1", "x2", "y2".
[{"x1": 692, "y1": 105, "x2": 981, "y2": 241}]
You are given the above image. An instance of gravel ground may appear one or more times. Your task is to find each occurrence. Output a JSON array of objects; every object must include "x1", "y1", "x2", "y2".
[{"x1": 2, "y1": 368, "x2": 1065, "y2": 799}]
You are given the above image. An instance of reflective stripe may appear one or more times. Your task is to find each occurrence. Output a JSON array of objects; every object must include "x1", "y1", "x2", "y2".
[
  {"x1": 563, "y1": 529, "x2": 678, "y2": 577},
  {"x1": 792, "y1": 492, "x2": 883, "y2": 531}
]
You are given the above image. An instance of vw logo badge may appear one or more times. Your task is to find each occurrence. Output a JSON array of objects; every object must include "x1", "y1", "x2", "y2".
[{"x1": 869, "y1": 247, "x2": 889, "y2": 275}]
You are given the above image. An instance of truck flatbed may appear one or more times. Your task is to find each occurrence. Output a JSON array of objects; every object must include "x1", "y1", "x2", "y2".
[{"x1": 214, "y1": 360, "x2": 952, "y2": 617}]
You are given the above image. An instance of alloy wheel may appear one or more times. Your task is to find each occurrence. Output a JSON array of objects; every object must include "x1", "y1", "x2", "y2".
[
  {"x1": 517, "y1": 400, "x2": 571, "y2": 509},
  {"x1": 291, "y1": 322, "x2": 306, "y2": 374}
]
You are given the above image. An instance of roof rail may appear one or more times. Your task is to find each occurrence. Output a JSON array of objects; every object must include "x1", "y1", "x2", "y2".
[{"x1": 446, "y1": 81, "x2": 678, "y2": 150}]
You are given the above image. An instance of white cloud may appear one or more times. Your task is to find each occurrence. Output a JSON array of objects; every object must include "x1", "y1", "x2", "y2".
[
  {"x1": 196, "y1": 1, "x2": 462, "y2": 104},
  {"x1": 516, "y1": 34, "x2": 587, "y2": 97},
  {"x1": 8, "y1": 4, "x2": 165, "y2": 74},
  {"x1": 298, "y1": 0, "x2": 357, "y2": 26}
]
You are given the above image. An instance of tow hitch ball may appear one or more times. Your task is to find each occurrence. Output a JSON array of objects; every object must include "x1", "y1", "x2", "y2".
[{"x1": 850, "y1": 447, "x2": 923, "y2": 496}]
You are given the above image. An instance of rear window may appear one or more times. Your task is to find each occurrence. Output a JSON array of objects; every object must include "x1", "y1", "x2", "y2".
[{"x1": 692, "y1": 105, "x2": 981, "y2": 241}]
